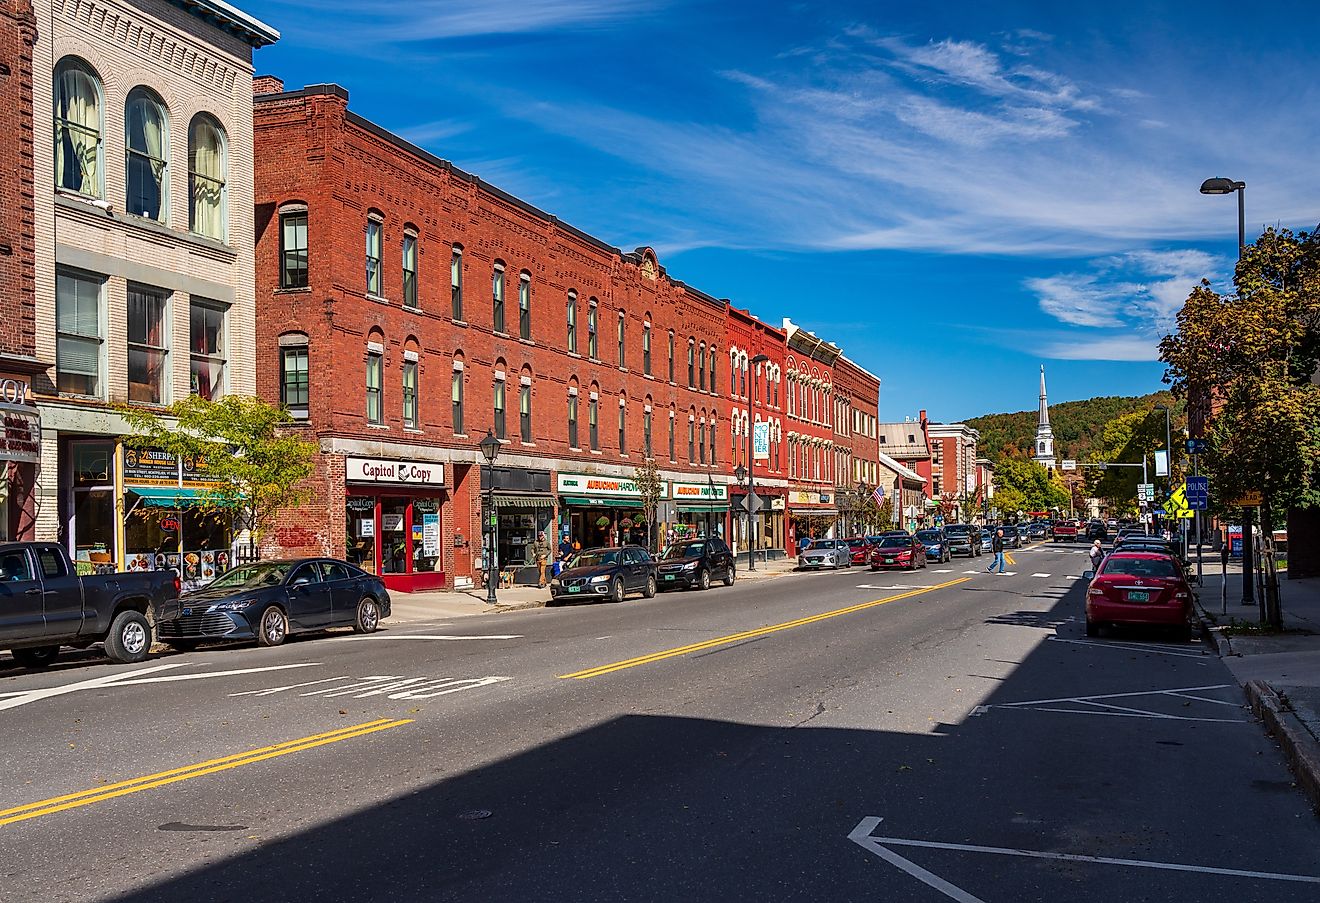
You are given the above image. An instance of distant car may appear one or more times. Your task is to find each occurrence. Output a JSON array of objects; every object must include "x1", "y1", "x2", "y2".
[
  {"x1": 655, "y1": 537, "x2": 735, "y2": 591},
  {"x1": 799, "y1": 539, "x2": 851, "y2": 570},
  {"x1": 916, "y1": 529, "x2": 951, "y2": 563},
  {"x1": 1084, "y1": 551, "x2": 1193, "y2": 641},
  {"x1": 157, "y1": 558, "x2": 389, "y2": 649},
  {"x1": 1052, "y1": 520, "x2": 1079, "y2": 543},
  {"x1": 979, "y1": 529, "x2": 995, "y2": 553},
  {"x1": 550, "y1": 545, "x2": 656, "y2": 603},
  {"x1": 845, "y1": 537, "x2": 873, "y2": 565},
  {"x1": 1086, "y1": 520, "x2": 1109, "y2": 541},
  {"x1": 944, "y1": 524, "x2": 981, "y2": 558},
  {"x1": 1025, "y1": 522, "x2": 1049, "y2": 540},
  {"x1": 1113, "y1": 527, "x2": 1148, "y2": 549},
  {"x1": 996, "y1": 526, "x2": 1022, "y2": 550},
  {"x1": 869, "y1": 534, "x2": 928, "y2": 571}
]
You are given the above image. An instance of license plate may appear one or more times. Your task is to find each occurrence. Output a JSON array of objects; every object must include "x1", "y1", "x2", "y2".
[
  {"x1": 568, "y1": 586, "x2": 581, "y2": 593},
  {"x1": 664, "y1": 574, "x2": 675, "y2": 581},
  {"x1": 1127, "y1": 591, "x2": 1149, "y2": 602},
  {"x1": 885, "y1": 559, "x2": 894, "y2": 564},
  {"x1": 182, "y1": 608, "x2": 192, "y2": 616}
]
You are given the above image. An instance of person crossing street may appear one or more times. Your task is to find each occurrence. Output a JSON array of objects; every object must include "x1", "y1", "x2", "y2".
[{"x1": 987, "y1": 528, "x2": 1005, "y2": 574}]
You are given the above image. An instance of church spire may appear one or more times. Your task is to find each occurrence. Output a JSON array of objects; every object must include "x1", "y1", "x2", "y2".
[
  {"x1": 1038, "y1": 365, "x2": 1050, "y2": 428},
  {"x1": 1033, "y1": 365, "x2": 1057, "y2": 470}
]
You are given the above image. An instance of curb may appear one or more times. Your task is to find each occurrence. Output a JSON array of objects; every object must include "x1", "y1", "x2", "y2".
[
  {"x1": 1244, "y1": 679, "x2": 1320, "y2": 813},
  {"x1": 1193, "y1": 599, "x2": 1234, "y2": 657}
]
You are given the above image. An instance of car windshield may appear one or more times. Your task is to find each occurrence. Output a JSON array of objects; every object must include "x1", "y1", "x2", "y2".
[
  {"x1": 1101, "y1": 557, "x2": 1179, "y2": 578},
  {"x1": 916, "y1": 531, "x2": 942, "y2": 541},
  {"x1": 848, "y1": 538, "x2": 868, "y2": 549},
  {"x1": 661, "y1": 542, "x2": 705, "y2": 561},
  {"x1": 877, "y1": 537, "x2": 909, "y2": 549},
  {"x1": 946, "y1": 526, "x2": 969, "y2": 536},
  {"x1": 809, "y1": 541, "x2": 838, "y2": 551},
  {"x1": 569, "y1": 549, "x2": 620, "y2": 568},
  {"x1": 208, "y1": 562, "x2": 292, "y2": 589}
]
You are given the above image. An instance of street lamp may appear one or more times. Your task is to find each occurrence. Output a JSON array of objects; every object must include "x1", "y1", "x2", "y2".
[
  {"x1": 1200, "y1": 175, "x2": 1253, "y2": 606},
  {"x1": 479, "y1": 429, "x2": 501, "y2": 605},
  {"x1": 856, "y1": 480, "x2": 868, "y2": 535},
  {"x1": 734, "y1": 463, "x2": 748, "y2": 564},
  {"x1": 746, "y1": 353, "x2": 770, "y2": 571}
]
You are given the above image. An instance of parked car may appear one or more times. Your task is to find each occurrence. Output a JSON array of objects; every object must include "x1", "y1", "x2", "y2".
[
  {"x1": 157, "y1": 558, "x2": 390, "y2": 647},
  {"x1": 1025, "y1": 522, "x2": 1050, "y2": 540},
  {"x1": 845, "y1": 537, "x2": 873, "y2": 565},
  {"x1": 655, "y1": 537, "x2": 735, "y2": 591},
  {"x1": 1052, "y1": 520, "x2": 1079, "y2": 543},
  {"x1": 1086, "y1": 519, "x2": 1109, "y2": 541},
  {"x1": 869, "y1": 534, "x2": 928, "y2": 571},
  {"x1": 550, "y1": 545, "x2": 656, "y2": 603},
  {"x1": 1, "y1": 542, "x2": 181, "y2": 669},
  {"x1": 1113, "y1": 527, "x2": 1148, "y2": 549},
  {"x1": 979, "y1": 529, "x2": 995, "y2": 553},
  {"x1": 916, "y1": 529, "x2": 950, "y2": 563},
  {"x1": 799, "y1": 539, "x2": 851, "y2": 570},
  {"x1": 1084, "y1": 551, "x2": 1194, "y2": 641},
  {"x1": 944, "y1": 524, "x2": 981, "y2": 558}
]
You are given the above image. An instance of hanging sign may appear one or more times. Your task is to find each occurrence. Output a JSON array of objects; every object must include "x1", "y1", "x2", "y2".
[{"x1": 752, "y1": 422, "x2": 770, "y2": 461}]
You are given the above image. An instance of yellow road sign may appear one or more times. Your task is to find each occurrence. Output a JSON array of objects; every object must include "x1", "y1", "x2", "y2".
[{"x1": 1232, "y1": 491, "x2": 1262, "y2": 507}]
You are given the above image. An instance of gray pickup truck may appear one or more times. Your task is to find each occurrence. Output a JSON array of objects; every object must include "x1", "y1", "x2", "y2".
[{"x1": 0, "y1": 542, "x2": 181, "y2": 669}]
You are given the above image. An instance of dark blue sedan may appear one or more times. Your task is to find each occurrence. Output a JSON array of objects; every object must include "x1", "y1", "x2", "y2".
[
  {"x1": 157, "y1": 559, "x2": 391, "y2": 649},
  {"x1": 916, "y1": 529, "x2": 951, "y2": 564}
]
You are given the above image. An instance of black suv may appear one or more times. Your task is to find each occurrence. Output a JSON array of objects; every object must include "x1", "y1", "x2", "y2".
[
  {"x1": 550, "y1": 545, "x2": 656, "y2": 604},
  {"x1": 655, "y1": 537, "x2": 735, "y2": 591},
  {"x1": 1086, "y1": 520, "x2": 1109, "y2": 541}
]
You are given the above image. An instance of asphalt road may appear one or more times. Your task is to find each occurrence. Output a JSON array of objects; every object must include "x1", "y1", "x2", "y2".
[{"x1": 3, "y1": 542, "x2": 1320, "y2": 902}]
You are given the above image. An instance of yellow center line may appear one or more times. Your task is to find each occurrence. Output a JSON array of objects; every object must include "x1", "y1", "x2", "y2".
[
  {"x1": 1, "y1": 717, "x2": 412, "y2": 827},
  {"x1": 559, "y1": 577, "x2": 971, "y2": 680},
  {"x1": 1005, "y1": 552, "x2": 1017, "y2": 566}
]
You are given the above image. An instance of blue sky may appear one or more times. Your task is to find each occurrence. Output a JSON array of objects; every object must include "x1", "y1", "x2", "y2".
[{"x1": 243, "y1": 0, "x2": 1320, "y2": 422}]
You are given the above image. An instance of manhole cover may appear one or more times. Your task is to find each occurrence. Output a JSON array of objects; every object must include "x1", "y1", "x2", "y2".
[{"x1": 458, "y1": 809, "x2": 492, "y2": 820}]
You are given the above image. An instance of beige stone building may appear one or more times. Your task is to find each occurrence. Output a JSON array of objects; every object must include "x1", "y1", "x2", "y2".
[{"x1": 30, "y1": 0, "x2": 275, "y2": 575}]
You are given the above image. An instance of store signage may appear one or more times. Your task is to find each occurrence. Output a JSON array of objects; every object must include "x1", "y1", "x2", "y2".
[
  {"x1": 422, "y1": 513, "x2": 441, "y2": 557},
  {"x1": 752, "y1": 422, "x2": 770, "y2": 461},
  {"x1": 671, "y1": 482, "x2": 729, "y2": 502},
  {"x1": 160, "y1": 516, "x2": 180, "y2": 533},
  {"x1": 0, "y1": 404, "x2": 39, "y2": 464},
  {"x1": 346, "y1": 456, "x2": 444, "y2": 486},
  {"x1": 791, "y1": 490, "x2": 820, "y2": 505},
  {"x1": 556, "y1": 473, "x2": 645, "y2": 498},
  {"x1": 124, "y1": 447, "x2": 180, "y2": 486}
]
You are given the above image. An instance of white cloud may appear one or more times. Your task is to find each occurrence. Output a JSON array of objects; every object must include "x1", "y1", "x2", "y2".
[{"x1": 1042, "y1": 335, "x2": 1163, "y2": 361}]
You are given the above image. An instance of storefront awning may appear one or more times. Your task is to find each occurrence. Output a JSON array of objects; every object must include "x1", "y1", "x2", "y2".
[
  {"x1": 790, "y1": 508, "x2": 839, "y2": 517},
  {"x1": 562, "y1": 496, "x2": 643, "y2": 508},
  {"x1": 128, "y1": 486, "x2": 232, "y2": 508},
  {"x1": 677, "y1": 503, "x2": 730, "y2": 513},
  {"x1": 493, "y1": 493, "x2": 555, "y2": 508}
]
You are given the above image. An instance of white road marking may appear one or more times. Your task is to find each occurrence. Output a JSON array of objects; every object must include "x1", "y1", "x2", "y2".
[
  {"x1": 998, "y1": 571, "x2": 1018, "y2": 576},
  {"x1": 963, "y1": 570, "x2": 981, "y2": 575},
  {"x1": 108, "y1": 663, "x2": 321, "y2": 685},
  {"x1": 848, "y1": 816, "x2": 1320, "y2": 886},
  {"x1": 345, "y1": 634, "x2": 523, "y2": 641},
  {"x1": 1046, "y1": 636, "x2": 1208, "y2": 660},
  {"x1": 984, "y1": 683, "x2": 1244, "y2": 723},
  {"x1": 229, "y1": 673, "x2": 512, "y2": 700},
  {"x1": 849, "y1": 817, "x2": 985, "y2": 902},
  {"x1": 932, "y1": 569, "x2": 953, "y2": 573},
  {"x1": 0, "y1": 662, "x2": 316, "y2": 711},
  {"x1": 1000, "y1": 683, "x2": 1231, "y2": 708},
  {"x1": 1031, "y1": 573, "x2": 1052, "y2": 578}
]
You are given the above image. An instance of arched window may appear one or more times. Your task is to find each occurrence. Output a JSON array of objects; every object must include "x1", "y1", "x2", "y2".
[
  {"x1": 365, "y1": 329, "x2": 384, "y2": 425},
  {"x1": 617, "y1": 310, "x2": 627, "y2": 367},
  {"x1": 125, "y1": 87, "x2": 169, "y2": 221},
  {"x1": 493, "y1": 358, "x2": 508, "y2": 440},
  {"x1": 491, "y1": 262, "x2": 506, "y2": 333},
  {"x1": 709, "y1": 346, "x2": 717, "y2": 394},
  {"x1": 567, "y1": 378, "x2": 580, "y2": 449},
  {"x1": 54, "y1": 58, "x2": 103, "y2": 197},
  {"x1": 588, "y1": 382, "x2": 600, "y2": 451},
  {"x1": 643, "y1": 395, "x2": 653, "y2": 458},
  {"x1": 520, "y1": 366, "x2": 533, "y2": 442},
  {"x1": 643, "y1": 315, "x2": 652, "y2": 375},
  {"x1": 188, "y1": 114, "x2": 226, "y2": 239},
  {"x1": 451, "y1": 245, "x2": 464, "y2": 320},
  {"x1": 587, "y1": 298, "x2": 599, "y2": 358},
  {"x1": 402, "y1": 339, "x2": 419, "y2": 429},
  {"x1": 365, "y1": 210, "x2": 383, "y2": 296},
  {"x1": 566, "y1": 290, "x2": 578, "y2": 354},
  {"x1": 402, "y1": 226, "x2": 419, "y2": 308},
  {"x1": 668, "y1": 405, "x2": 677, "y2": 461},
  {"x1": 618, "y1": 391, "x2": 627, "y2": 454},
  {"x1": 687, "y1": 339, "x2": 696, "y2": 388},
  {"x1": 451, "y1": 351, "x2": 465, "y2": 435},
  {"x1": 518, "y1": 271, "x2": 532, "y2": 339},
  {"x1": 698, "y1": 343, "x2": 707, "y2": 391}
]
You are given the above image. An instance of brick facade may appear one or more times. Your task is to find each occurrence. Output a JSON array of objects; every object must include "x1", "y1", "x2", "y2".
[
  {"x1": 782, "y1": 319, "x2": 838, "y2": 544},
  {"x1": 832, "y1": 354, "x2": 880, "y2": 534}
]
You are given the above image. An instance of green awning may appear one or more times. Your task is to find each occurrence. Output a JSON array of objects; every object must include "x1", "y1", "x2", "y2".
[
  {"x1": 128, "y1": 485, "x2": 231, "y2": 508},
  {"x1": 677, "y1": 503, "x2": 730, "y2": 513},
  {"x1": 493, "y1": 493, "x2": 555, "y2": 508},
  {"x1": 561, "y1": 496, "x2": 643, "y2": 508}
]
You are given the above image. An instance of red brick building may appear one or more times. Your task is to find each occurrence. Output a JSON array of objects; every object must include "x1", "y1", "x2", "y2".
[
  {"x1": 782, "y1": 319, "x2": 838, "y2": 547},
  {"x1": 0, "y1": 0, "x2": 42, "y2": 541},
  {"x1": 252, "y1": 82, "x2": 731, "y2": 590},
  {"x1": 832, "y1": 354, "x2": 880, "y2": 535},
  {"x1": 724, "y1": 306, "x2": 786, "y2": 557}
]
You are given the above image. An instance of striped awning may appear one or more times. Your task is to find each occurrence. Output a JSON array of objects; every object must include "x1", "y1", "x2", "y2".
[{"x1": 492, "y1": 493, "x2": 555, "y2": 508}]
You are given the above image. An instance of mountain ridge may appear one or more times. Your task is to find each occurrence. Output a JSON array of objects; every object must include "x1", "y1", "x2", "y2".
[{"x1": 966, "y1": 391, "x2": 1175, "y2": 463}]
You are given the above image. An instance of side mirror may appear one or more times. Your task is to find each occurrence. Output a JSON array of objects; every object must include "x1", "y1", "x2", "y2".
[{"x1": 1082, "y1": 570, "x2": 1095, "y2": 580}]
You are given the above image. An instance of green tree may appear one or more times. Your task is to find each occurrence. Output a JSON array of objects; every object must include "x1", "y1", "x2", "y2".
[
  {"x1": 994, "y1": 458, "x2": 1069, "y2": 515},
  {"x1": 632, "y1": 459, "x2": 665, "y2": 552},
  {"x1": 120, "y1": 395, "x2": 318, "y2": 546}
]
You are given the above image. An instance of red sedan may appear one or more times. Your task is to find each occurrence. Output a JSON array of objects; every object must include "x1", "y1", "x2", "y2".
[
  {"x1": 845, "y1": 537, "x2": 871, "y2": 565},
  {"x1": 869, "y1": 535, "x2": 927, "y2": 571},
  {"x1": 1085, "y1": 551, "x2": 1193, "y2": 641}
]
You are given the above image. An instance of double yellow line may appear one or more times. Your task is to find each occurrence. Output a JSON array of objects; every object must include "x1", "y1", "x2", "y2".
[
  {"x1": 0, "y1": 717, "x2": 411, "y2": 827},
  {"x1": 560, "y1": 577, "x2": 971, "y2": 680}
]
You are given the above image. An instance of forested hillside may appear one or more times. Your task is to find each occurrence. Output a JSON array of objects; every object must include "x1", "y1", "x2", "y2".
[{"x1": 967, "y1": 391, "x2": 1175, "y2": 462}]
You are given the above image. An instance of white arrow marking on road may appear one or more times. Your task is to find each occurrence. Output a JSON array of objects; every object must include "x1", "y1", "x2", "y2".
[
  {"x1": 0, "y1": 663, "x2": 188, "y2": 711},
  {"x1": 344, "y1": 634, "x2": 523, "y2": 641},
  {"x1": 108, "y1": 662, "x2": 321, "y2": 686},
  {"x1": 849, "y1": 816, "x2": 1320, "y2": 886}
]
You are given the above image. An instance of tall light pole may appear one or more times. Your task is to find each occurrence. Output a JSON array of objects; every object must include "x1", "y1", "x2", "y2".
[
  {"x1": 747, "y1": 353, "x2": 769, "y2": 571},
  {"x1": 735, "y1": 463, "x2": 748, "y2": 564},
  {"x1": 479, "y1": 429, "x2": 501, "y2": 605},
  {"x1": 1200, "y1": 176, "x2": 1253, "y2": 607}
]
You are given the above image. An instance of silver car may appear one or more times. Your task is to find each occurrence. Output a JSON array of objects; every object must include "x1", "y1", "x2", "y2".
[{"x1": 798, "y1": 539, "x2": 851, "y2": 570}]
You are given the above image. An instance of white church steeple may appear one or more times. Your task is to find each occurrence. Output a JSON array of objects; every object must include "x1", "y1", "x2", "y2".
[{"x1": 1033, "y1": 365, "x2": 1057, "y2": 470}]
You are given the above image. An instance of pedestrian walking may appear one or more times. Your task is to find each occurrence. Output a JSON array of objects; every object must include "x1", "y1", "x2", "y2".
[
  {"x1": 532, "y1": 531, "x2": 554, "y2": 588},
  {"x1": 987, "y1": 529, "x2": 1005, "y2": 574},
  {"x1": 1088, "y1": 539, "x2": 1105, "y2": 572}
]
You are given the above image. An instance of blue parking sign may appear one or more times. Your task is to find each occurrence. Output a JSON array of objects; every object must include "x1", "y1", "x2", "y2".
[{"x1": 1186, "y1": 476, "x2": 1209, "y2": 510}]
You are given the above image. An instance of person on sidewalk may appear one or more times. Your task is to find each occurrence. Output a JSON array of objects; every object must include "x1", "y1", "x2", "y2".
[
  {"x1": 1089, "y1": 539, "x2": 1105, "y2": 572},
  {"x1": 556, "y1": 534, "x2": 574, "y2": 579},
  {"x1": 988, "y1": 529, "x2": 1005, "y2": 574},
  {"x1": 532, "y1": 531, "x2": 554, "y2": 588}
]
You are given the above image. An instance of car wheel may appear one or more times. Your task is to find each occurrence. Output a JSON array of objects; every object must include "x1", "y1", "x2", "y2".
[
  {"x1": 11, "y1": 646, "x2": 59, "y2": 669},
  {"x1": 610, "y1": 578, "x2": 626, "y2": 603},
  {"x1": 104, "y1": 610, "x2": 151, "y2": 664},
  {"x1": 1085, "y1": 619, "x2": 1100, "y2": 638},
  {"x1": 723, "y1": 565, "x2": 735, "y2": 587},
  {"x1": 698, "y1": 568, "x2": 711, "y2": 591},
  {"x1": 354, "y1": 596, "x2": 381, "y2": 634},
  {"x1": 1172, "y1": 623, "x2": 1193, "y2": 643},
  {"x1": 257, "y1": 606, "x2": 289, "y2": 647},
  {"x1": 165, "y1": 640, "x2": 199, "y2": 652},
  {"x1": 870, "y1": 564, "x2": 878, "y2": 571},
  {"x1": 643, "y1": 575, "x2": 657, "y2": 598}
]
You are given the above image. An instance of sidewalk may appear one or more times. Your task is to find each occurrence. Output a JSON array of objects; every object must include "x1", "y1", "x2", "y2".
[
  {"x1": 388, "y1": 556, "x2": 803, "y2": 624},
  {"x1": 1195, "y1": 565, "x2": 1320, "y2": 809}
]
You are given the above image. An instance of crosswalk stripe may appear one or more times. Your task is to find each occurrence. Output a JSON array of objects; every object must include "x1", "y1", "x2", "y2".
[{"x1": 1031, "y1": 573, "x2": 1051, "y2": 578}]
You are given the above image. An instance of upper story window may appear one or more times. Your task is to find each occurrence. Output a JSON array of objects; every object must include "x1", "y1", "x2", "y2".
[
  {"x1": 189, "y1": 299, "x2": 227, "y2": 400},
  {"x1": 402, "y1": 350, "x2": 418, "y2": 429},
  {"x1": 698, "y1": 344, "x2": 706, "y2": 391},
  {"x1": 642, "y1": 318, "x2": 652, "y2": 375},
  {"x1": 566, "y1": 291, "x2": 578, "y2": 354},
  {"x1": 617, "y1": 311, "x2": 626, "y2": 367},
  {"x1": 188, "y1": 114, "x2": 226, "y2": 240},
  {"x1": 587, "y1": 299, "x2": 599, "y2": 359},
  {"x1": 279, "y1": 206, "x2": 308, "y2": 289},
  {"x1": 492, "y1": 262, "x2": 506, "y2": 333},
  {"x1": 588, "y1": 385, "x2": 600, "y2": 451},
  {"x1": 127, "y1": 284, "x2": 169, "y2": 404},
  {"x1": 519, "y1": 369, "x2": 533, "y2": 443},
  {"x1": 402, "y1": 231, "x2": 419, "y2": 308},
  {"x1": 618, "y1": 394, "x2": 627, "y2": 454},
  {"x1": 709, "y1": 347, "x2": 717, "y2": 394},
  {"x1": 450, "y1": 245, "x2": 463, "y2": 320},
  {"x1": 125, "y1": 87, "x2": 169, "y2": 222},
  {"x1": 365, "y1": 214, "x2": 383, "y2": 297},
  {"x1": 668, "y1": 332, "x2": 675, "y2": 383},
  {"x1": 493, "y1": 365, "x2": 507, "y2": 440},
  {"x1": 279, "y1": 333, "x2": 309, "y2": 419},
  {"x1": 518, "y1": 271, "x2": 532, "y2": 340},
  {"x1": 55, "y1": 268, "x2": 104, "y2": 398},
  {"x1": 687, "y1": 340, "x2": 695, "y2": 388},
  {"x1": 452, "y1": 357, "x2": 465, "y2": 435},
  {"x1": 54, "y1": 58, "x2": 103, "y2": 198},
  {"x1": 365, "y1": 339, "x2": 384, "y2": 424}
]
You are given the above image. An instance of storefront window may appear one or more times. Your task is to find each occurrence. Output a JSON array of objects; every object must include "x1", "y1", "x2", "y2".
[
  {"x1": 345, "y1": 495, "x2": 376, "y2": 573},
  {"x1": 70, "y1": 440, "x2": 115, "y2": 565},
  {"x1": 413, "y1": 498, "x2": 440, "y2": 573},
  {"x1": 182, "y1": 508, "x2": 232, "y2": 584},
  {"x1": 381, "y1": 497, "x2": 409, "y2": 574}
]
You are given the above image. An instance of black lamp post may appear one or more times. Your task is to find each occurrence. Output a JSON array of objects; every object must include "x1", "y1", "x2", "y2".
[
  {"x1": 856, "y1": 480, "x2": 868, "y2": 534},
  {"x1": 479, "y1": 429, "x2": 501, "y2": 605},
  {"x1": 1199, "y1": 176, "x2": 1253, "y2": 607},
  {"x1": 748, "y1": 353, "x2": 770, "y2": 571},
  {"x1": 734, "y1": 463, "x2": 749, "y2": 567}
]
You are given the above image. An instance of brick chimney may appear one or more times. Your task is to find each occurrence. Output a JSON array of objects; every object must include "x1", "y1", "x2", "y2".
[{"x1": 253, "y1": 74, "x2": 284, "y2": 96}]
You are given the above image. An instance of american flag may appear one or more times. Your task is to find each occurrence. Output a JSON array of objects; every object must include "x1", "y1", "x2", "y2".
[{"x1": 871, "y1": 485, "x2": 886, "y2": 507}]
